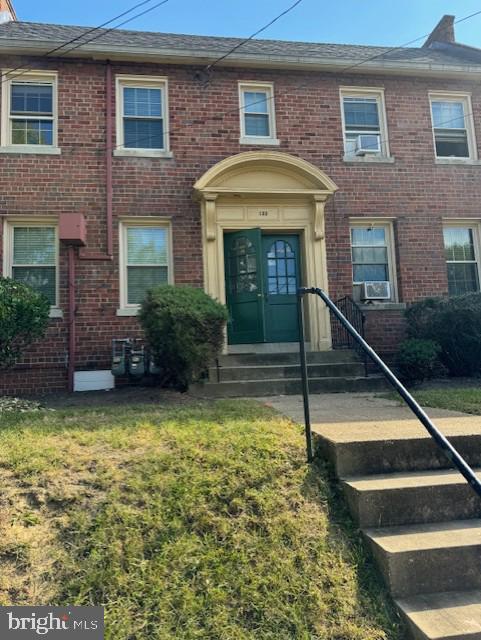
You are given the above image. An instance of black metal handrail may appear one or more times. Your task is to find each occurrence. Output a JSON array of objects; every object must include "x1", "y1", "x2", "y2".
[
  {"x1": 297, "y1": 286, "x2": 481, "y2": 499},
  {"x1": 331, "y1": 295, "x2": 368, "y2": 376}
]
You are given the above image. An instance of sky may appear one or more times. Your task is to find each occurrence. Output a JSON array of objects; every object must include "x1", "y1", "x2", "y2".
[{"x1": 10, "y1": 0, "x2": 481, "y2": 49}]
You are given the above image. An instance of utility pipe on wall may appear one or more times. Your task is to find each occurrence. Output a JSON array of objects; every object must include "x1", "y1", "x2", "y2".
[
  {"x1": 67, "y1": 245, "x2": 77, "y2": 392},
  {"x1": 79, "y1": 61, "x2": 114, "y2": 261}
]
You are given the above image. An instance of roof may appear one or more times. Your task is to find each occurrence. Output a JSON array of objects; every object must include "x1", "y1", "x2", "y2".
[{"x1": 1, "y1": 20, "x2": 481, "y2": 77}]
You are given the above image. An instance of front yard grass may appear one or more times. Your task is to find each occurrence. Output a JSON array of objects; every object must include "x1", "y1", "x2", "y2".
[
  {"x1": 391, "y1": 386, "x2": 481, "y2": 415},
  {"x1": 0, "y1": 398, "x2": 401, "y2": 639}
]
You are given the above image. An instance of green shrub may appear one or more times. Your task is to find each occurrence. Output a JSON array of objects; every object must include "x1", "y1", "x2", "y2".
[
  {"x1": 396, "y1": 338, "x2": 442, "y2": 383},
  {"x1": 405, "y1": 293, "x2": 481, "y2": 376},
  {"x1": 139, "y1": 285, "x2": 228, "y2": 390},
  {"x1": 0, "y1": 277, "x2": 50, "y2": 369}
]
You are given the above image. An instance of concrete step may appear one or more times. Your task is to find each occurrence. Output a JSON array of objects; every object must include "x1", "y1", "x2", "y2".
[
  {"x1": 364, "y1": 519, "x2": 481, "y2": 598},
  {"x1": 192, "y1": 375, "x2": 387, "y2": 398},
  {"x1": 314, "y1": 419, "x2": 481, "y2": 477},
  {"x1": 397, "y1": 590, "x2": 481, "y2": 640},
  {"x1": 217, "y1": 349, "x2": 360, "y2": 367},
  {"x1": 342, "y1": 468, "x2": 481, "y2": 528},
  {"x1": 209, "y1": 361, "x2": 365, "y2": 382}
]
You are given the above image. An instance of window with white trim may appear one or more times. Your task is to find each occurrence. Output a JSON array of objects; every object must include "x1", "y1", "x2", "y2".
[
  {"x1": 350, "y1": 222, "x2": 396, "y2": 300},
  {"x1": 340, "y1": 88, "x2": 389, "y2": 158},
  {"x1": 115, "y1": 76, "x2": 169, "y2": 154},
  {"x1": 4, "y1": 221, "x2": 58, "y2": 306},
  {"x1": 239, "y1": 82, "x2": 278, "y2": 144},
  {"x1": 443, "y1": 225, "x2": 480, "y2": 296},
  {"x1": 430, "y1": 93, "x2": 476, "y2": 159},
  {"x1": 1, "y1": 71, "x2": 57, "y2": 148},
  {"x1": 120, "y1": 222, "x2": 172, "y2": 307}
]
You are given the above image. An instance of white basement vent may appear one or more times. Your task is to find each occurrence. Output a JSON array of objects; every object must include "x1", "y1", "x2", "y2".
[{"x1": 74, "y1": 370, "x2": 115, "y2": 392}]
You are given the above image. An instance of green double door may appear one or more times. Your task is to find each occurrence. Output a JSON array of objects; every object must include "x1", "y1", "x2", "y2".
[{"x1": 224, "y1": 229, "x2": 301, "y2": 344}]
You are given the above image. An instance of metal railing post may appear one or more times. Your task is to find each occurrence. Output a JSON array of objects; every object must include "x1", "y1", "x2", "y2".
[
  {"x1": 297, "y1": 290, "x2": 314, "y2": 463},
  {"x1": 299, "y1": 286, "x2": 481, "y2": 499}
]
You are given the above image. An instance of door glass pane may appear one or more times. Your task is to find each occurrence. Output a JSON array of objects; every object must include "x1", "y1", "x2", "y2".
[
  {"x1": 266, "y1": 240, "x2": 297, "y2": 295},
  {"x1": 228, "y1": 237, "x2": 257, "y2": 294}
]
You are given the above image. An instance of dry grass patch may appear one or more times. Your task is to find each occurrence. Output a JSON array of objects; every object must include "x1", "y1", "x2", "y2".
[{"x1": 0, "y1": 400, "x2": 402, "y2": 639}]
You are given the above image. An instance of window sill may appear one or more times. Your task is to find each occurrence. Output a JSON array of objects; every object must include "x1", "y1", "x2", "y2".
[
  {"x1": 0, "y1": 146, "x2": 61, "y2": 155},
  {"x1": 113, "y1": 149, "x2": 173, "y2": 159},
  {"x1": 239, "y1": 137, "x2": 280, "y2": 147},
  {"x1": 49, "y1": 307, "x2": 63, "y2": 319},
  {"x1": 343, "y1": 154, "x2": 395, "y2": 164},
  {"x1": 116, "y1": 307, "x2": 140, "y2": 317},
  {"x1": 435, "y1": 158, "x2": 481, "y2": 166},
  {"x1": 359, "y1": 302, "x2": 406, "y2": 311}
]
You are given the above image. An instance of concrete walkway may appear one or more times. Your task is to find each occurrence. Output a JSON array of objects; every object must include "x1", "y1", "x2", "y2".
[{"x1": 257, "y1": 392, "x2": 481, "y2": 439}]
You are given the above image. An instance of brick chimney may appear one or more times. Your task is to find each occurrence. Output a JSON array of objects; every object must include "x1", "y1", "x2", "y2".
[
  {"x1": 424, "y1": 15, "x2": 455, "y2": 48},
  {"x1": 0, "y1": 0, "x2": 16, "y2": 21}
]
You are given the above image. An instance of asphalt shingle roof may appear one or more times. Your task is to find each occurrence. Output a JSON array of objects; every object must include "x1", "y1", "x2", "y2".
[{"x1": 0, "y1": 20, "x2": 480, "y2": 69}]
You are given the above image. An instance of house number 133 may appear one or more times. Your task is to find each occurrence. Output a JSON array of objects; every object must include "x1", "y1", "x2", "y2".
[{"x1": 258, "y1": 210, "x2": 269, "y2": 217}]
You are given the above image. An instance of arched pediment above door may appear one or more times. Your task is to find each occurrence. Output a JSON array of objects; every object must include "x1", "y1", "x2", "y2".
[{"x1": 193, "y1": 151, "x2": 338, "y2": 197}]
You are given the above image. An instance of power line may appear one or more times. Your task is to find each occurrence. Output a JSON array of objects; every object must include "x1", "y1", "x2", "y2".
[
  {"x1": 1, "y1": 0, "x2": 171, "y2": 86},
  {"x1": 339, "y1": 9, "x2": 481, "y2": 75},
  {"x1": 205, "y1": 0, "x2": 304, "y2": 71}
]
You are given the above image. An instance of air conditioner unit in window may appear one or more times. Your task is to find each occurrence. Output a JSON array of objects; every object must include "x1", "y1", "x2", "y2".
[
  {"x1": 355, "y1": 134, "x2": 381, "y2": 156},
  {"x1": 362, "y1": 281, "x2": 390, "y2": 300}
]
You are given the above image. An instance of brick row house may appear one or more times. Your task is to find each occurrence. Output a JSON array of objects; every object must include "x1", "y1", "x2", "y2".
[{"x1": 0, "y1": 10, "x2": 481, "y2": 393}]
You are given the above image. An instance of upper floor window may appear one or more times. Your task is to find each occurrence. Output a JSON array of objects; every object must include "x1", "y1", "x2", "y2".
[
  {"x1": 118, "y1": 219, "x2": 173, "y2": 311},
  {"x1": 430, "y1": 93, "x2": 477, "y2": 160},
  {"x1": 340, "y1": 88, "x2": 389, "y2": 159},
  {"x1": 3, "y1": 221, "x2": 58, "y2": 307},
  {"x1": 1, "y1": 71, "x2": 58, "y2": 152},
  {"x1": 350, "y1": 221, "x2": 397, "y2": 301},
  {"x1": 443, "y1": 225, "x2": 480, "y2": 296},
  {"x1": 115, "y1": 76, "x2": 170, "y2": 157},
  {"x1": 239, "y1": 82, "x2": 279, "y2": 145}
]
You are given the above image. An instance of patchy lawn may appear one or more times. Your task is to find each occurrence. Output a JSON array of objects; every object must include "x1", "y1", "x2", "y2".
[
  {"x1": 401, "y1": 385, "x2": 481, "y2": 415},
  {"x1": 0, "y1": 398, "x2": 401, "y2": 639}
]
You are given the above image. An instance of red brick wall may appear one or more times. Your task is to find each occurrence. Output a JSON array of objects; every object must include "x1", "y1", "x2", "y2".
[{"x1": 1, "y1": 56, "x2": 480, "y2": 392}]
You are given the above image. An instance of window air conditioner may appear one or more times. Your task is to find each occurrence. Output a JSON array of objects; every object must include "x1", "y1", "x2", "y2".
[
  {"x1": 355, "y1": 134, "x2": 381, "y2": 156},
  {"x1": 362, "y1": 281, "x2": 390, "y2": 300}
]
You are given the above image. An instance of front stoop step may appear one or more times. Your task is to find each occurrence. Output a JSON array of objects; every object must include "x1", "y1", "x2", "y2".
[
  {"x1": 192, "y1": 349, "x2": 387, "y2": 397},
  {"x1": 364, "y1": 519, "x2": 481, "y2": 598},
  {"x1": 397, "y1": 590, "x2": 481, "y2": 640},
  {"x1": 313, "y1": 421, "x2": 481, "y2": 640}
]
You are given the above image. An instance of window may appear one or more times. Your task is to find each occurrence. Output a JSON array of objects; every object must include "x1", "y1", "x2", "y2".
[
  {"x1": 119, "y1": 220, "x2": 172, "y2": 310},
  {"x1": 443, "y1": 226, "x2": 480, "y2": 296},
  {"x1": 115, "y1": 76, "x2": 169, "y2": 156},
  {"x1": 340, "y1": 88, "x2": 389, "y2": 158},
  {"x1": 430, "y1": 93, "x2": 476, "y2": 160},
  {"x1": 350, "y1": 222, "x2": 396, "y2": 300},
  {"x1": 3, "y1": 221, "x2": 58, "y2": 306},
  {"x1": 1, "y1": 71, "x2": 58, "y2": 150},
  {"x1": 239, "y1": 82, "x2": 278, "y2": 145}
]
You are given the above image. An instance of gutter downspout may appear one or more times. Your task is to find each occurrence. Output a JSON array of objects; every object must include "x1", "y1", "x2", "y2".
[
  {"x1": 79, "y1": 61, "x2": 114, "y2": 261},
  {"x1": 68, "y1": 245, "x2": 76, "y2": 392}
]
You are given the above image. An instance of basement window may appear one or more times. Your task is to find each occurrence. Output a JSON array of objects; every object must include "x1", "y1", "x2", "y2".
[
  {"x1": 115, "y1": 75, "x2": 170, "y2": 157},
  {"x1": 3, "y1": 220, "x2": 58, "y2": 307},
  {"x1": 430, "y1": 93, "x2": 477, "y2": 160},
  {"x1": 119, "y1": 219, "x2": 173, "y2": 313},
  {"x1": 1, "y1": 71, "x2": 59, "y2": 153}
]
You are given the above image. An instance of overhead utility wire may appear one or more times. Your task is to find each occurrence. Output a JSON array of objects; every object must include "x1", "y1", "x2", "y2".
[
  {"x1": 107, "y1": 5, "x2": 481, "y2": 152},
  {"x1": 1, "y1": 0, "x2": 171, "y2": 85},
  {"x1": 205, "y1": 0, "x2": 304, "y2": 71}
]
